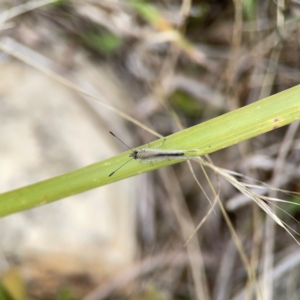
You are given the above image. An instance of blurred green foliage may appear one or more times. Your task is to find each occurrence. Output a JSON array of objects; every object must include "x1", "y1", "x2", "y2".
[
  {"x1": 82, "y1": 31, "x2": 122, "y2": 54},
  {"x1": 49, "y1": 0, "x2": 70, "y2": 8},
  {"x1": 131, "y1": 285, "x2": 168, "y2": 300},
  {"x1": 243, "y1": 0, "x2": 258, "y2": 21},
  {"x1": 170, "y1": 90, "x2": 203, "y2": 117},
  {"x1": 129, "y1": 1, "x2": 161, "y2": 26},
  {"x1": 55, "y1": 288, "x2": 73, "y2": 300}
]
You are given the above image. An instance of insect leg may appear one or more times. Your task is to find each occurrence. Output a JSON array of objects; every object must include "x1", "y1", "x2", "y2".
[{"x1": 152, "y1": 138, "x2": 166, "y2": 149}]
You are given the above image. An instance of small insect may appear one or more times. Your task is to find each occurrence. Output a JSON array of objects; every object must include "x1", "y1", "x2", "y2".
[{"x1": 109, "y1": 131, "x2": 199, "y2": 177}]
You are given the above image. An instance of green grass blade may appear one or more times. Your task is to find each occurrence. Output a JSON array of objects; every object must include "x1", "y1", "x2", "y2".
[{"x1": 0, "y1": 85, "x2": 300, "y2": 217}]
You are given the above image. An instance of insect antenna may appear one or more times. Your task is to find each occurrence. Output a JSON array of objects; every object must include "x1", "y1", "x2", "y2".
[
  {"x1": 109, "y1": 131, "x2": 134, "y2": 152},
  {"x1": 109, "y1": 132, "x2": 136, "y2": 176},
  {"x1": 109, "y1": 158, "x2": 134, "y2": 177}
]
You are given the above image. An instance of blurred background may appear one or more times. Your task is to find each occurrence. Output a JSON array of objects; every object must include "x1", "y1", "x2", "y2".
[{"x1": 1, "y1": 0, "x2": 300, "y2": 299}]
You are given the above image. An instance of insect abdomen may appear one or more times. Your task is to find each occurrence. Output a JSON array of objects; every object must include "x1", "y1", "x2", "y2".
[
  {"x1": 136, "y1": 151, "x2": 185, "y2": 160},
  {"x1": 152, "y1": 152, "x2": 184, "y2": 157}
]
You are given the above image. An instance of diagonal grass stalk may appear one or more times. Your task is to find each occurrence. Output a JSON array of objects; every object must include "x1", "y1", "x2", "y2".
[{"x1": 0, "y1": 84, "x2": 300, "y2": 217}]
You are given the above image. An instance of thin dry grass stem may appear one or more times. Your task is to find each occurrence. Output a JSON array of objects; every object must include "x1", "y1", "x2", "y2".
[
  {"x1": 0, "y1": 0, "x2": 57, "y2": 24},
  {"x1": 183, "y1": 201, "x2": 217, "y2": 248},
  {"x1": 231, "y1": 176, "x2": 300, "y2": 197},
  {"x1": 184, "y1": 162, "x2": 219, "y2": 247},
  {"x1": 232, "y1": 246, "x2": 300, "y2": 300},
  {"x1": 225, "y1": 0, "x2": 243, "y2": 111},
  {"x1": 261, "y1": 215, "x2": 275, "y2": 300},
  {"x1": 180, "y1": 0, "x2": 192, "y2": 18},
  {"x1": 216, "y1": 171, "x2": 300, "y2": 203},
  {"x1": 232, "y1": 0, "x2": 243, "y2": 50},
  {"x1": 0, "y1": 40, "x2": 163, "y2": 139},
  {"x1": 134, "y1": 0, "x2": 208, "y2": 68},
  {"x1": 262, "y1": 119, "x2": 299, "y2": 299},
  {"x1": 213, "y1": 240, "x2": 237, "y2": 300},
  {"x1": 258, "y1": 43, "x2": 283, "y2": 100},
  {"x1": 228, "y1": 183, "x2": 300, "y2": 207},
  {"x1": 148, "y1": 39, "x2": 183, "y2": 126},
  {"x1": 198, "y1": 158, "x2": 300, "y2": 246},
  {"x1": 148, "y1": 0, "x2": 192, "y2": 124},
  {"x1": 267, "y1": 204, "x2": 299, "y2": 224},
  {"x1": 162, "y1": 168, "x2": 210, "y2": 300},
  {"x1": 188, "y1": 162, "x2": 215, "y2": 209},
  {"x1": 277, "y1": 0, "x2": 285, "y2": 27},
  {"x1": 194, "y1": 159, "x2": 261, "y2": 300},
  {"x1": 83, "y1": 251, "x2": 206, "y2": 300},
  {"x1": 272, "y1": 122, "x2": 300, "y2": 182},
  {"x1": 262, "y1": 120, "x2": 300, "y2": 299},
  {"x1": 259, "y1": 195, "x2": 300, "y2": 206},
  {"x1": 188, "y1": 140, "x2": 299, "y2": 298},
  {"x1": 250, "y1": 203, "x2": 263, "y2": 300}
]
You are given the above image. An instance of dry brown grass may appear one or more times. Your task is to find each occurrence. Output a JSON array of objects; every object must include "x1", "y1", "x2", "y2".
[{"x1": 1, "y1": 0, "x2": 300, "y2": 299}]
